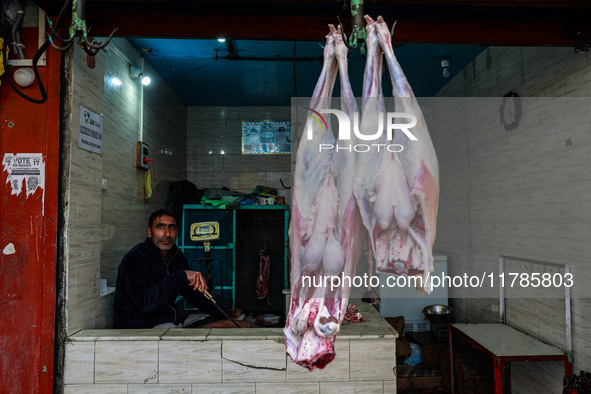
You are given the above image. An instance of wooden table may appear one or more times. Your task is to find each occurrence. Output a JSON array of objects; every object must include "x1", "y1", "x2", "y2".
[{"x1": 448, "y1": 323, "x2": 572, "y2": 394}]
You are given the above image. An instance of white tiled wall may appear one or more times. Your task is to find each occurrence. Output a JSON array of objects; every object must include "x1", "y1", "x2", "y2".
[
  {"x1": 186, "y1": 107, "x2": 292, "y2": 206},
  {"x1": 63, "y1": 39, "x2": 591, "y2": 394},
  {"x1": 434, "y1": 46, "x2": 591, "y2": 392},
  {"x1": 63, "y1": 335, "x2": 396, "y2": 393},
  {"x1": 64, "y1": 38, "x2": 187, "y2": 334}
]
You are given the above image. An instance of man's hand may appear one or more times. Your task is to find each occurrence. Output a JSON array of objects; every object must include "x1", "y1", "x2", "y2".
[{"x1": 185, "y1": 270, "x2": 207, "y2": 292}]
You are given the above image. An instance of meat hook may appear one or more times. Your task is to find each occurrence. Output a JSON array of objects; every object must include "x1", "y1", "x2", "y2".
[
  {"x1": 46, "y1": 0, "x2": 117, "y2": 56},
  {"x1": 71, "y1": 0, "x2": 117, "y2": 54},
  {"x1": 336, "y1": 16, "x2": 357, "y2": 52}
]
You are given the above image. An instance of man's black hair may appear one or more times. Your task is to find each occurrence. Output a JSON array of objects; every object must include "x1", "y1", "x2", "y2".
[{"x1": 148, "y1": 209, "x2": 178, "y2": 227}]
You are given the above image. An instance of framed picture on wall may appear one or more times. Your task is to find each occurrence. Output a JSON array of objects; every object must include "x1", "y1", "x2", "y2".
[{"x1": 241, "y1": 120, "x2": 291, "y2": 155}]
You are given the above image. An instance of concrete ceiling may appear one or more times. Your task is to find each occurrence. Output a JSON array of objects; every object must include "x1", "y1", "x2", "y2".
[
  {"x1": 37, "y1": 0, "x2": 591, "y2": 45},
  {"x1": 35, "y1": 0, "x2": 591, "y2": 105},
  {"x1": 127, "y1": 37, "x2": 486, "y2": 106}
]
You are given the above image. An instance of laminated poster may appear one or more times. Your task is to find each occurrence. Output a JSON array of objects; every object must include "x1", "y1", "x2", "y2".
[
  {"x1": 2, "y1": 153, "x2": 45, "y2": 197},
  {"x1": 241, "y1": 120, "x2": 291, "y2": 154}
]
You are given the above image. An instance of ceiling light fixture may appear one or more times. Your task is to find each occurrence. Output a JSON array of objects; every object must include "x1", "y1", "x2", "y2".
[
  {"x1": 217, "y1": 38, "x2": 226, "y2": 43},
  {"x1": 130, "y1": 66, "x2": 151, "y2": 85},
  {"x1": 441, "y1": 58, "x2": 450, "y2": 79},
  {"x1": 111, "y1": 77, "x2": 122, "y2": 86}
]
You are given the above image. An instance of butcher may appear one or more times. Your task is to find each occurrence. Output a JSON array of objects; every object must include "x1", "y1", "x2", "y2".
[{"x1": 113, "y1": 209, "x2": 227, "y2": 328}]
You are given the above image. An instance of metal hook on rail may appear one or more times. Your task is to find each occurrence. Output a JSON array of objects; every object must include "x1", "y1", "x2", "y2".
[
  {"x1": 46, "y1": 0, "x2": 117, "y2": 56},
  {"x1": 337, "y1": 0, "x2": 367, "y2": 55},
  {"x1": 71, "y1": 0, "x2": 117, "y2": 55},
  {"x1": 337, "y1": 15, "x2": 357, "y2": 52}
]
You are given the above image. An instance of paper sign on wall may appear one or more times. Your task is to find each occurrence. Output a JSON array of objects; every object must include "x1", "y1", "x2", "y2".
[
  {"x1": 79, "y1": 105, "x2": 103, "y2": 154},
  {"x1": 2, "y1": 153, "x2": 45, "y2": 197}
]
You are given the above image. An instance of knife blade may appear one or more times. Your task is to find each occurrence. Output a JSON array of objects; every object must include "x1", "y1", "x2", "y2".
[{"x1": 201, "y1": 289, "x2": 241, "y2": 328}]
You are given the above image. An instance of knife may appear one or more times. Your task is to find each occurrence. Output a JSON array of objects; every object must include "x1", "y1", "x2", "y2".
[{"x1": 201, "y1": 288, "x2": 241, "y2": 328}]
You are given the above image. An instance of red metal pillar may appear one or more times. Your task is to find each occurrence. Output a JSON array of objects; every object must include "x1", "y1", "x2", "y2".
[
  {"x1": 493, "y1": 358, "x2": 504, "y2": 394},
  {"x1": 0, "y1": 27, "x2": 61, "y2": 393},
  {"x1": 565, "y1": 358, "x2": 572, "y2": 378}
]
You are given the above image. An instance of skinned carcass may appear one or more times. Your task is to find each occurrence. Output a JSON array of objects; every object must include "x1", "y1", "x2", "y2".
[
  {"x1": 354, "y1": 16, "x2": 439, "y2": 292},
  {"x1": 284, "y1": 25, "x2": 362, "y2": 370},
  {"x1": 285, "y1": 16, "x2": 439, "y2": 370}
]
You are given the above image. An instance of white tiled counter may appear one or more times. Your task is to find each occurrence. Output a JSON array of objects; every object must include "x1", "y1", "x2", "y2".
[{"x1": 63, "y1": 301, "x2": 397, "y2": 393}]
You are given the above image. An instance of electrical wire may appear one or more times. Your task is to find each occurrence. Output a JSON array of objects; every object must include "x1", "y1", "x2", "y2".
[
  {"x1": 12, "y1": 0, "x2": 25, "y2": 59},
  {"x1": 4, "y1": 0, "x2": 26, "y2": 59},
  {"x1": 1, "y1": 36, "x2": 49, "y2": 103},
  {"x1": 280, "y1": 178, "x2": 291, "y2": 190},
  {"x1": 1, "y1": 0, "x2": 70, "y2": 103}
]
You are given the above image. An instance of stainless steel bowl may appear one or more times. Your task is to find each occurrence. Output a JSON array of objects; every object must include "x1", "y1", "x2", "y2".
[{"x1": 422, "y1": 304, "x2": 454, "y2": 325}]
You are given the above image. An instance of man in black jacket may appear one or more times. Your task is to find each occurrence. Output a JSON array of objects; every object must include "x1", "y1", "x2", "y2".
[{"x1": 113, "y1": 209, "x2": 225, "y2": 328}]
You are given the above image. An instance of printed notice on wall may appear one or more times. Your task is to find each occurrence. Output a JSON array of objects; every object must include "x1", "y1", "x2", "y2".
[
  {"x1": 79, "y1": 105, "x2": 103, "y2": 154},
  {"x1": 2, "y1": 153, "x2": 45, "y2": 197}
]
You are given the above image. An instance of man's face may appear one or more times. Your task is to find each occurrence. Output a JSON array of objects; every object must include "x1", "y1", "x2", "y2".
[
  {"x1": 28, "y1": 177, "x2": 38, "y2": 190},
  {"x1": 147, "y1": 215, "x2": 179, "y2": 256}
]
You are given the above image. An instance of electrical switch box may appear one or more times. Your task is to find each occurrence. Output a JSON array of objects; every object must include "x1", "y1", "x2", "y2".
[{"x1": 136, "y1": 141, "x2": 149, "y2": 169}]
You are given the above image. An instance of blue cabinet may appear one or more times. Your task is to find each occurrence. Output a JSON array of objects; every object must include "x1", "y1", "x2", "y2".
[{"x1": 178, "y1": 205, "x2": 289, "y2": 317}]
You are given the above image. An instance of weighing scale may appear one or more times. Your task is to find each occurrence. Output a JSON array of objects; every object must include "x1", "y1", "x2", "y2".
[
  {"x1": 189, "y1": 221, "x2": 239, "y2": 326},
  {"x1": 189, "y1": 221, "x2": 221, "y2": 293},
  {"x1": 190, "y1": 221, "x2": 220, "y2": 255}
]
